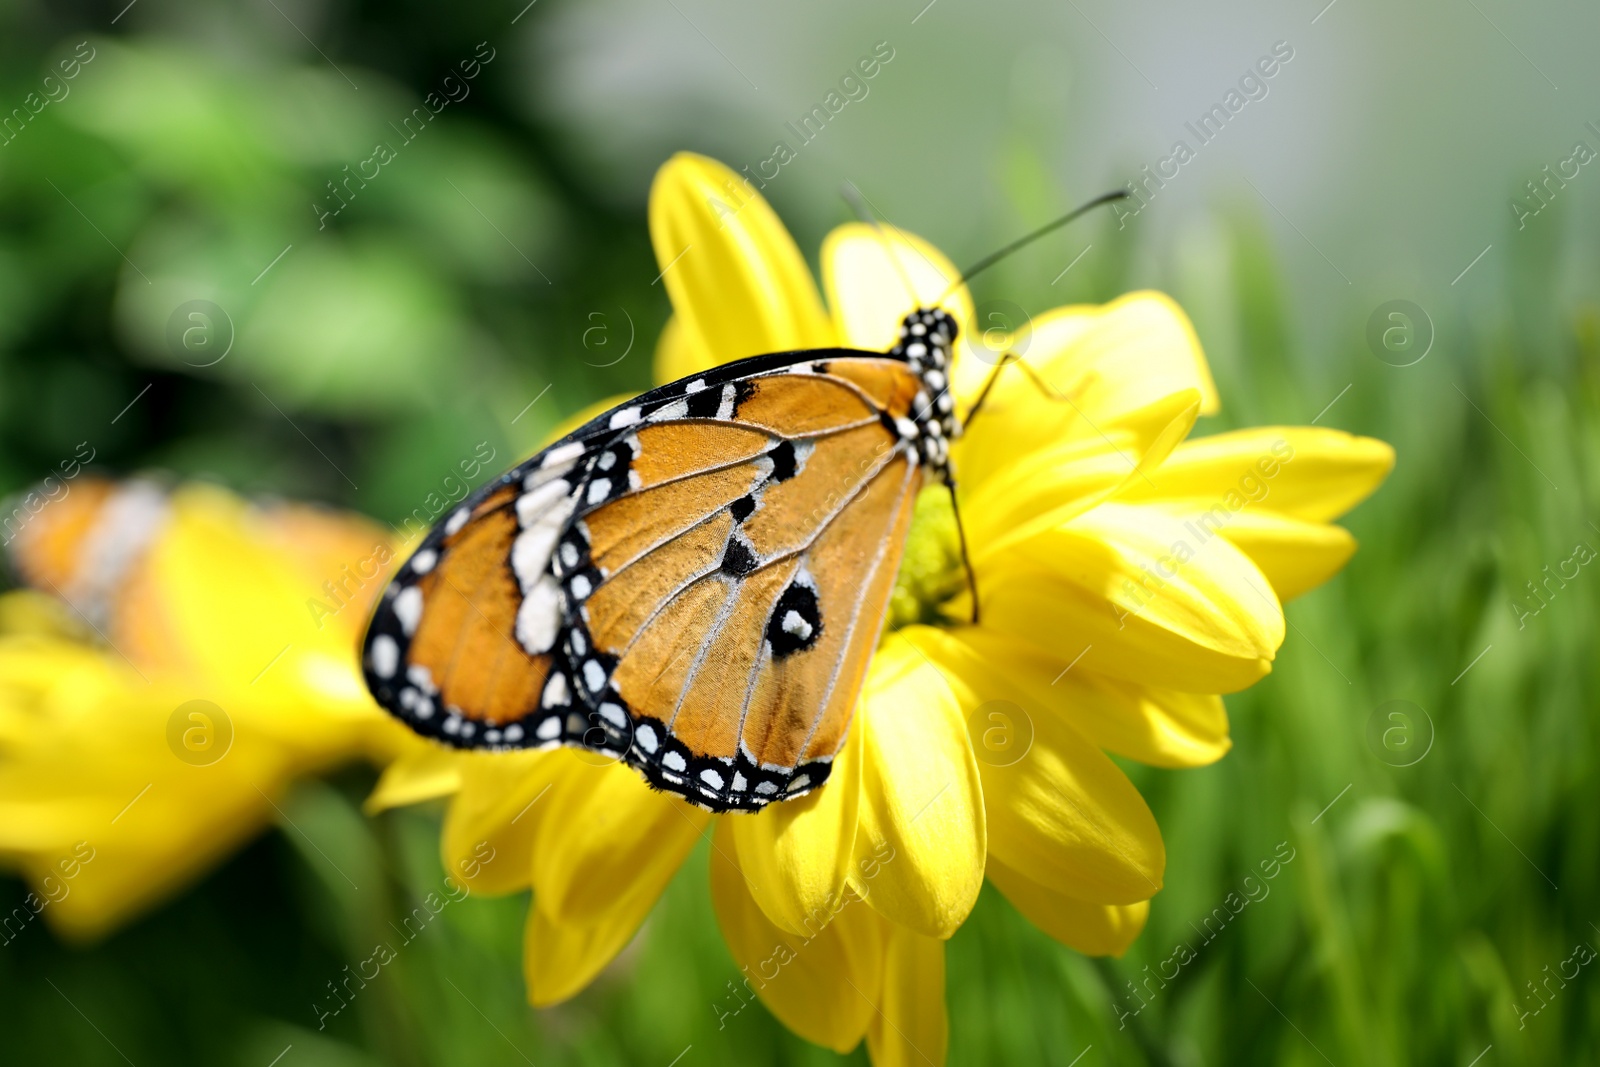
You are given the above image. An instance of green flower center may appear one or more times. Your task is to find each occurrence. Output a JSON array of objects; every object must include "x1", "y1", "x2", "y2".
[{"x1": 886, "y1": 486, "x2": 969, "y2": 632}]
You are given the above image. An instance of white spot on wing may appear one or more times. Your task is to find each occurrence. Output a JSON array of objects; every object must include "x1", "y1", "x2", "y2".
[
  {"x1": 650, "y1": 398, "x2": 689, "y2": 421},
  {"x1": 512, "y1": 523, "x2": 563, "y2": 593},
  {"x1": 443, "y1": 508, "x2": 470, "y2": 537},
  {"x1": 516, "y1": 478, "x2": 572, "y2": 527},
  {"x1": 542, "y1": 441, "x2": 585, "y2": 468},
  {"x1": 635, "y1": 723, "x2": 659, "y2": 753},
  {"x1": 609, "y1": 406, "x2": 642, "y2": 429},
  {"x1": 410, "y1": 548, "x2": 437, "y2": 574},
  {"x1": 586, "y1": 479, "x2": 611, "y2": 505},
  {"x1": 370, "y1": 635, "x2": 399, "y2": 678},
  {"x1": 515, "y1": 575, "x2": 562, "y2": 654},
  {"x1": 393, "y1": 586, "x2": 423, "y2": 636},
  {"x1": 780, "y1": 609, "x2": 813, "y2": 641},
  {"x1": 685, "y1": 379, "x2": 707, "y2": 394},
  {"x1": 542, "y1": 672, "x2": 570, "y2": 707},
  {"x1": 715, "y1": 383, "x2": 737, "y2": 419},
  {"x1": 663, "y1": 750, "x2": 687, "y2": 772}
]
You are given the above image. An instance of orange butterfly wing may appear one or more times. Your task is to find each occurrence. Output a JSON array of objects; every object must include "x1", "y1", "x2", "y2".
[{"x1": 363, "y1": 351, "x2": 931, "y2": 811}]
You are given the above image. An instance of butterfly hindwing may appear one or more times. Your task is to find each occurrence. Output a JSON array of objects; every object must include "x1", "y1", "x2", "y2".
[{"x1": 362, "y1": 350, "x2": 931, "y2": 811}]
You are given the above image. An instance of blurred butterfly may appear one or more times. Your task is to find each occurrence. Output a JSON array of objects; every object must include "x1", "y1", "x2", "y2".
[
  {"x1": 361, "y1": 191, "x2": 1126, "y2": 812},
  {"x1": 362, "y1": 307, "x2": 961, "y2": 812}
]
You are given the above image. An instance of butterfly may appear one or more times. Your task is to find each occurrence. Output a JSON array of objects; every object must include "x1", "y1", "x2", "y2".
[{"x1": 361, "y1": 307, "x2": 963, "y2": 813}]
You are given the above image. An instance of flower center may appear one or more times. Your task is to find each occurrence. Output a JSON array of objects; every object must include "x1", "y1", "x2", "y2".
[{"x1": 885, "y1": 486, "x2": 968, "y2": 633}]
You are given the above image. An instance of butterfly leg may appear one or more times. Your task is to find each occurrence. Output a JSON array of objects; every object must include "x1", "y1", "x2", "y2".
[
  {"x1": 965, "y1": 353, "x2": 1014, "y2": 424},
  {"x1": 947, "y1": 479, "x2": 981, "y2": 625},
  {"x1": 965, "y1": 350, "x2": 1088, "y2": 426}
]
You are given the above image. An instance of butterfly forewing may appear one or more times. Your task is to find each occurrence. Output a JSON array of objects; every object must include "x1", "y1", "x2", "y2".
[{"x1": 364, "y1": 323, "x2": 954, "y2": 812}]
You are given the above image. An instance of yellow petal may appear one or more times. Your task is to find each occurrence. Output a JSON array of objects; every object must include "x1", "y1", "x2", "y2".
[
  {"x1": 819, "y1": 222, "x2": 974, "y2": 353},
  {"x1": 524, "y1": 873, "x2": 659, "y2": 1007},
  {"x1": 958, "y1": 291, "x2": 1217, "y2": 475},
  {"x1": 1118, "y1": 426, "x2": 1395, "y2": 523},
  {"x1": 963, "y1": 389, "x2": 1200, "y2": 562},
  {"x1": 531, "y1": 752, "x2": 709, "y2": 925},
  {"x1": 649, "y1": 152, "x2": 833, "y2": 366},
  {"x1": 848, "y1": 631, "x2": 985, "y2": 939},
  {"x1": 710, "y1": 820, "x2": 882, "y2": 1053},
  {"x1": 651, "y1": 313, "x2": 709, "y2": 383},
  {"x1": 0, "y1": 612, "x2": 407, "y2": 940},
  {"x1": 441, "y1": 750, "x2": 562, "y2": 896},
  {"x1": 0, "y1": 590, "x2": 81, "y2": 640},
  {"x1": 0, "y1": 478, "x2": 417, "y2": 941},
  {"x1": 935, "y1": 626, "x2": 1230, "y2": 769},
  {"x1": 120, "y1": 485, "x2": 383, "y2": 710},
  {"x1": 982, "y1": 503, "x2": 1285, "y2": 694},
  {"x1": 0, "y1": 643, "x2": 301, "y2": 939},
  {"x1": 916, "y1": 628, "x2": 1165, "y2": 903},
  {"x1": 1196, "y1": 508, "x2": 1357, "y2": 602},
  {"x1": 730, "y1": 713, "x2": 861, "y2": 935},
  {"x1": 523, "y1": 756, "x2": 707, "y2": 1007},
  {"x1": 866, "y1": 919, "x2": 947, "y2": 1067},
  {"x1": 987, "y1": 856, "x2": 1149, "y2": 956},
  {"x1": 364, "y1": 746, "x2": 461, "y2": 813},
  {"x1": 1032, "y1": 291, "x2": 1219, "y2": 414}
]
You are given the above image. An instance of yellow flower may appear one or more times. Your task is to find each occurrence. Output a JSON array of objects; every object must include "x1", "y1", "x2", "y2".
[
  {"x1": 0, "y1": 478, "x2": 422, "y2": 939},
  {"x1": 385, "y1": 152, "x2": 1394, "y2": 1064}
]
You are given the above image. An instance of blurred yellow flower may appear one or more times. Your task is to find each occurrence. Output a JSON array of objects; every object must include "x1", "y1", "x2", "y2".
[
  {"x1": 378, "y1": 152, "x2": 1395, "y2": 1065},
  {"x1": 0, "y1": 478, "x2": 421, "y2": 939}
]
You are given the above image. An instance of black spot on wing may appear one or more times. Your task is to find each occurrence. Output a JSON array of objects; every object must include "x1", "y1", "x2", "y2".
[
  {"x1": 720, "y1": 536, "x2": 758, "y2": 578},
  {"x1": 767, "y1": 580, "x2": 822, "y2": 657},
  {"x1": 729, "y1": 494, "x2": 757, "y2": 523},
  {"x1": 685, "y1": 386, "x2": 723, "y2": 419},
  {"x1": 769, "y1": 441, "x2": 799, "y2": 482}
]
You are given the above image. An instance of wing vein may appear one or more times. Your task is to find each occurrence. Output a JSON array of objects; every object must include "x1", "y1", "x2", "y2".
[
  {"x1": 787, "y1": 447, "x2": 919, "y2": 764},
  {"x1": 613, "y1": 440, "x2": 904, "y2": 667},
  {"x1": 564, "y1": 413, "x2": 885, "y2": 524},
  {"x1": 664, "y1": 575, "x2": 739, "y2": 732}
]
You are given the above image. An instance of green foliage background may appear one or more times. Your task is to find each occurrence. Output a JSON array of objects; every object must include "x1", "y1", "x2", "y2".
[{"x1": 1, "y1": 2, "x2": 1596, "y2": 1064}]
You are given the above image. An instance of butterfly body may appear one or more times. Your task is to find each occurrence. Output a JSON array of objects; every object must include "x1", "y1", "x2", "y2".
[{"x1": 362, "y1": 308, "x2": 959, "y2": 812}]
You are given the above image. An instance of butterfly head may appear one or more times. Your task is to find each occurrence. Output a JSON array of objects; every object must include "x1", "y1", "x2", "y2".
[{"x1": 887, "y1": 307, "x2": 961, "y2": 479}]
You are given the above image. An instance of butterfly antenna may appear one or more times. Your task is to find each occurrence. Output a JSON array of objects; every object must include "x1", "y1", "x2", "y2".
[
  {"x1": 939, "y1": 189, "x2": 1130, "y2": 302},
  {"x1": 841, "y1": 180, "x2": 922, "y2": 307}
]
